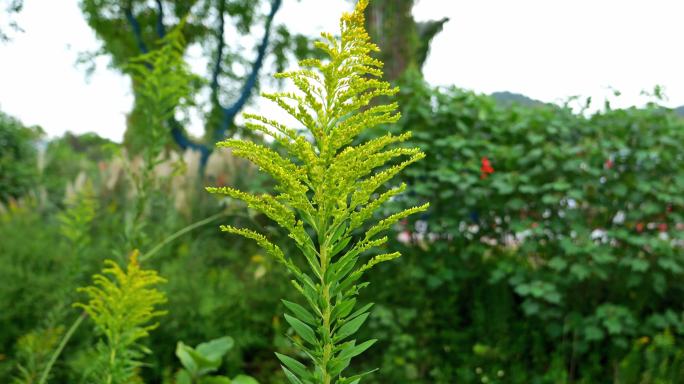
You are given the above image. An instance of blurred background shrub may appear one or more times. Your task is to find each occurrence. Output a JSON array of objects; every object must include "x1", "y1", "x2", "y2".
[{"x1": 3, "y1": 73, "x2": 684, "y2": 383}]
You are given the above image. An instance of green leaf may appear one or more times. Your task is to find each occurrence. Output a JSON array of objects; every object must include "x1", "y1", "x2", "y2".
[
  {"x1": 331, "y1": 236, "x2": 352, "y2": 256},
  {"x1": 492, "y1": 179, "x2": 514, "y2": 194},
  {"x1": 584, "y1": 325, "x2": 605, "y2": 342},
  {"x1": 201, "y1": 377, "x2": 233, "y2": 384},
  {"x1": 346, "y1": 303, "x2": 373, "y2": 321},
  {"x1": 300, "y1": 244, "x2": 322, "y2": 279},
  {"x1": 196, "y1": 336, "x2": 234, "y2": 362},
  {"x1": 331, "y1": 299, "x2": 356, "y2": 322},
  {"x1": 282, "y1": 300, "x2": 317, "y2": 325},
  {"x1": 334, "y1": 313, "x2": 370, "y2": 342},
  {"x1": 231, "y1": 375, "x2": 260, "y2": 384},
  {"x1": 176, "y1": 337, "x2": 234, "y2": 377},
  {"x1": 275, "y1": 353, "x2": 311, "y2": 380},
  {"x1": 282, "y1": 366, "x2": 304, "y2": 384},
  {"x1": 547, "y1": 257, "x2": 567, "y2": 271},
  {"x1": 300, "y1": 278, "x2": 321, "y2": 314},
  {"x1": 284, "y1": 314, "x2": 318, "y2": 345},
  {"x1": 541, "y1": 194, "x2": 558, "y2": 205},
  {"x1": 551, "y1": 180, "x2": 571, "y2": 191},
  {"x1": 658, "y1": 258, "x2": 683, "y2": 273},
  {"x1": 327, "y1": 356, "x2": 352, "y2": 377},
  {"x1": 337, "y1": 339, "x2": 376, "y2": 360},
  {"x1": 570, "y1": 264, "x2": 591, "y2": 280},
  {"x1": 330, "y1": 221, "x2": 348, "y2": 245},
  {"x1": 176, "y1": 342, "x2": 199, "y2": 375},
  {"x1": 626, "y1": 258, "x2": 649, "y2": 273},
  {"x1": 176, "y1": 341, "x2": 223, "y2": 376},
  {"x1": 338, "y1": 368, "x2": 379, "y2": 384},
  {"x1": 175, "y1": 370, "x2": 193, "y2": 384}
]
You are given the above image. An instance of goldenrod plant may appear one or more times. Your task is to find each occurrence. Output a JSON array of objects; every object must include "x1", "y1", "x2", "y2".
[
  {"x1": 56, "y1": 177, "x2": 98, "y2": 304},
  {"x1": 125, "y1": 18, "x2": 199, "y2": 161},
  {"x1": 58, "y1": 177, "x2": 97, "y2": 253},
  {"x1": 124, "y1": 19, "x2": 200, "y2": 252},
  {"x1": 207, "y1": 1, "x2": 428, "y2": 382},
  {"x1": 75, "y1": 250, "x2": 167, "y2": 384}
]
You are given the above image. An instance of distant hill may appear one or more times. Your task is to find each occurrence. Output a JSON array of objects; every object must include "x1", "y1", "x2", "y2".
[
  {"x1": 674, "y1": 105, "x2": 684, "y2": 117},
  {"x1": 490, "y1": 91, "x2": 546, "y2": 107},
  {"x1": 490, "y1": 91, "x2": 684, "y2": 116}
]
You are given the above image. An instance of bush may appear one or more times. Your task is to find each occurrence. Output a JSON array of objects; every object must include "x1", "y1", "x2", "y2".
[
  {"x1": 360, "y1": 73, "x2": 684, "y2": 383},
  {"x1": 0, "y1": 111, "x2": 43, "y2": 202}
]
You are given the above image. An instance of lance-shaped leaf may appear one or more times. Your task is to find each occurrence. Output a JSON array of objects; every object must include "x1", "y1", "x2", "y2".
[{"x1": 284, "y1": 314, "x2": 318, "y2": 346}]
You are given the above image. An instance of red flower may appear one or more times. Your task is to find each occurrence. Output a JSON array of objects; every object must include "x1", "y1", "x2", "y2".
[
  {"x1": 605, "y1": 158, "x2": 614, "y2": 170},
  {"x1": 481, "y1": 157, "x2": 494, "y2": 179},
  {"x1": 659, "y1": 223, "x2": 668, "y2": 233},
  {"x1": 636, "y1": 222, "x2": 644, "y2": 233}
]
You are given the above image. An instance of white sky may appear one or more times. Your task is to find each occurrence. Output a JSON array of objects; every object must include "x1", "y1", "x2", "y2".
[{"x1": 1, "y1": 0, "x2": 683, "y2": 142}]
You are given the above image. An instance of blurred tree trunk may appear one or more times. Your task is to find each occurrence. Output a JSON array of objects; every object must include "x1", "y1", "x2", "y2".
[{"x1": 364, "y1": 0, "x2": 448, "y2": 82}]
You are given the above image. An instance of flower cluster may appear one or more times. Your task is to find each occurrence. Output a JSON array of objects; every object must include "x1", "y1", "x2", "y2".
[
  {"x1": 75, "y1": 250, "x2": 167, "y2": 383},
  {"x1": 480, "y1": 156, "x2": 494, "y2": 179}
]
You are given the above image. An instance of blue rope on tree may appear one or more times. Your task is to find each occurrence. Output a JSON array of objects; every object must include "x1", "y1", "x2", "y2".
[
  {"x1": 215, "y1": 0, "x2": 283, "y2": 143},
  {"x1": 124, "y1": 4, "x2": 148, "y2": 54},
  {"x1": 125, "y1": 0, "x2": 282, "y2": 167}
]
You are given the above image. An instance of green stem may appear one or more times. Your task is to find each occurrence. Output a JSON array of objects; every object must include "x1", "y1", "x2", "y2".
[
  {"x1": 321, "y1": 284, "x2": 333, "y2": 384},
  {"x1": 318, "y1": 232, "x2": 334, "y2": 384},
  {"x1": 38, "y1": 312, "x2": 87, "y2": 384},
  {"x1": 106, "y1": 333, "x2": 120, "y2": 384},
  {"x1": 140, "y1": 211, "x2": 230, "y2": 262}
]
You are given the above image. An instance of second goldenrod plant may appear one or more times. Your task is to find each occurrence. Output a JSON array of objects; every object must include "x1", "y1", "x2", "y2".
[
  {"x1": 75, "y1": 251, "x2": 167, "y2": 384},
  {"x1": 207, "y1": 1, "x2": 428, "y2": 383}
]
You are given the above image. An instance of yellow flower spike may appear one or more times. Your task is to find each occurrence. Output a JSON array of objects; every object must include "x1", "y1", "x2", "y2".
[
  {"x1": 207, "y1": 1, "x2": 428, "y2": 382},
  {"x1": 75, "y1": 249, "x2": 167, "y2": 383}
]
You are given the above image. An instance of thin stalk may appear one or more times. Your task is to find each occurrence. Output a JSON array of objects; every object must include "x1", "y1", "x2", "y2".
[
  {"x1": 38, "y1": 312, "x2": 87, "y2": 384},
  {"x1": 140, "y1": 210, "x2": 230, "y2": 262}
]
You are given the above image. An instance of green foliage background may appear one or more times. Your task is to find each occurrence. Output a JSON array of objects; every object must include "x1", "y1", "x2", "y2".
[
  {"x1": 356, "y1": 73, "x2": 684, "y2": 383},
  {"x1": 4, "y1": 71, "x2": 684, "y2": 382},
  {"x1": 3, "y1": 2, "x2": 684, "y2": 381},
  {"x1": 0, "y1": 111, "x2": 42, "y2": 202}
]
